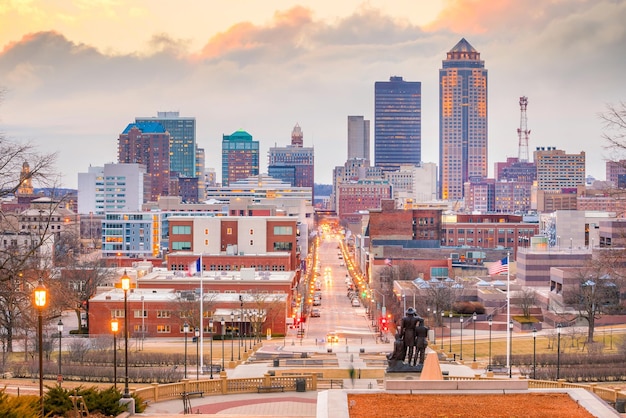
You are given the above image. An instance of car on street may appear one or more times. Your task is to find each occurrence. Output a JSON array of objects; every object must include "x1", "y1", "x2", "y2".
[
  {"x1": 310, "y1": 308, "x2": 321, "y2": 317},
  {"x1": 351, "y1": 298, "x2": 360, "y2": 307}
]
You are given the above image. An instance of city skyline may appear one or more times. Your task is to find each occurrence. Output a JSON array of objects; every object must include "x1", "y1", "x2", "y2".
[{"x1": 0, "y1": 1, "x2": 625, "y2": 188}]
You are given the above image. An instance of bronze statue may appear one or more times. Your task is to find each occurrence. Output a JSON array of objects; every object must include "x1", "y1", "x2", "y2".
[
  {"x1": 400, "y1": 307, "x2": 419, "y2": 363},
  {"x1": 414, "y1": 318, "x2": 429, "y2": 365}
]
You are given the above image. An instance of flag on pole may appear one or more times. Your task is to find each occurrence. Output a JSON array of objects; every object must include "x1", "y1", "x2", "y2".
[
  {"x1": 187, "y1": 258, "x2": 201, "y2": 276},
  {"x1": 488, "y1": 257, "x2": 509, "y2": 276},
  {"x1": 385, "y1": 258, "x2": 393, "y2": 267}
]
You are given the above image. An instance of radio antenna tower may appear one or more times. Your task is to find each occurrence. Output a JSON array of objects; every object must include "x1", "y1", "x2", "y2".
[{"x1": 517, "y1": 96, "x2": 530, "y2": 162}]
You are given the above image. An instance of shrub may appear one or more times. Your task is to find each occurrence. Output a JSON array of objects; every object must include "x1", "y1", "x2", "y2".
[{"x1": 0, "y1": 390, "x2": 39, "y2": 418}]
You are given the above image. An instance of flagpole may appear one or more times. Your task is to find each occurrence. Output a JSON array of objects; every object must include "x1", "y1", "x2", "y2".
[
  {"x1": 505, "y1": 252, "x2": 511, "y2": 373},
  {"x1": 199, "y1": 254, "x2": 204, "y2": 375}
]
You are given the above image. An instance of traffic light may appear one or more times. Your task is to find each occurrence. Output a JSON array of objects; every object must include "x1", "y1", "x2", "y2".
[
  {"x1": 361, "y1": 290, "x2": 367, "y2": 298},
  {"x1": 379, "y1": 317, "x2": 388, "y2": 332}
]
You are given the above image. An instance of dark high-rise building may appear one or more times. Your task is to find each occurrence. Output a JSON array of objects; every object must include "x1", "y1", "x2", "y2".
[
  {"x1": 117, "y1": 122, "x2": 170, "y2": 201},
  {"x1": 222, "y1": 130, "x2": 259, "y2": 187},
  {"x1": 135, "y1": 112, "x2": 196, "y2": 178},
  {"x1": 374, "y1": 76, "x2": 421, "y2": 172},
  {"x1": 439, "y1": 38, "x2": 488, "y2": 201},
  {"x1": 268, "y1": 124, "x2": 314, "y2": 197}
]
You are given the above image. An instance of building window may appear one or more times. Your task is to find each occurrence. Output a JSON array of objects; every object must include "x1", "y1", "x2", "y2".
[
  {"x1": 156, "y1": 310, "x2": 171, "y2": 318},
  {"x1": 273, "y1": 242, "x2": 293, "y2": 251},
  {"x1": 172, "y1": 226, "x2": 191, "y2": 234},
  {"x1": 226, "y1": 228, "x2": 233, "y2": 235},
  {"x1": 157, "y1": 325, "x2": 171, "y2": 333},
  {"x1": 250, "y1": 240, "x2": 254, "y2": 246},
  {"x1": 249, "y1": 229, "x2": 254, "y2": 235},
  {"x1": 273, "y1": 226, "x2": 293, "y2": 235},
  {"x1": 172, "y1": 241, "x2": 191, "y2": 250},
  {"x1": 111, "y1": 309, "x2": 124, "y2": 318},
  {"x1": 134, "y1": 310, "x2": 147, "y2": 318}
]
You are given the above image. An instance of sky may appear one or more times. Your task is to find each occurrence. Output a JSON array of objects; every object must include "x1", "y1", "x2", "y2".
[{"x1": 1, "y1": 0, "x2": 625, "y2": 189}]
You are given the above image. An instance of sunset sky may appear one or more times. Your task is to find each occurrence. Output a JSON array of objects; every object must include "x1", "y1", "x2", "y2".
[{"x1": 1, "y1": 0, "x2": 625, "y2": 188}]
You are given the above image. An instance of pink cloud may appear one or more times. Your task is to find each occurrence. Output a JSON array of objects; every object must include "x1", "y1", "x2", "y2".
[
  {"x1": 425, "y1": 0, "x2": 550, "y2": 34},
  {"x1": 193, "y1": 6, "x2": 313, "y2": 61}
]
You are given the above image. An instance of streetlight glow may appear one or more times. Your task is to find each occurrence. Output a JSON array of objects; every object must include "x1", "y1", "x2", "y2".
[
  {"x1": 57, "y1": 319, "x2": 63, "y2": 386},
  {"x1": 34, "y1": 279, "x2": 47, "y2": 417},
  {"x1": 120, "y1": 270, "x2": 131, "y2": 398},
  {"x1": 111, "y1": 319, "x2": 119, "y2": 390}
]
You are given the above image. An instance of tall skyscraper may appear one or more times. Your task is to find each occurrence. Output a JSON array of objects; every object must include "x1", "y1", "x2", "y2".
[
  {"x1": 374, "y1": 76, "x2": 421, "y2": 172},
  {"x1": 268, "y1": 124, "x2": 315, "y2": 196},
  {"x1": 136, "y1": 111, "x2": 196, "y2": 178},
  {"x1": 347, "y1": 116, "x2": 370, "y2": 161},
  {"x1": 222, "y1": 130, "x2": 259, "y2": 187},
  {"x1": 439, "y1": 38, "x2": 488, "y2": 201},
  {"x1": 118, "y1": 122, "x2": 170, "y2": 201}
]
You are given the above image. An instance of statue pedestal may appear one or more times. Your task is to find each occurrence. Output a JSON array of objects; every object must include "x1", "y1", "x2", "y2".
[{"x1": 385, "y1": 360, "x2": 423, "y2": 373}]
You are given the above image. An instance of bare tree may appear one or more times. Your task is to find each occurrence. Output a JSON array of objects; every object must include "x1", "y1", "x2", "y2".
[
  {"x1": 563, "y1": 258, "x2": 622, "y2": 343},
  {"x1": 602, "y1": 102, "x2": 626, "y2": 157},
  {"x1": 55, "y1": 260, "x2": 116, "y2": 331},
  {"x1": 514, "y1": 288, "x2": 536, "y2": 319}
]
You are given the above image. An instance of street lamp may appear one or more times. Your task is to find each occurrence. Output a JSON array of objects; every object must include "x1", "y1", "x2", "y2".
[
  {"x1": 432, "y1": 310, "x2": 437, "y2": 344},
  {"x1": 239, "y1": 295, "x2": 245, "y2": 356},
  {"x1": 441, "y1": 312, "x2": 445, "y2": 350},
  {"x1": 111, "y1": 319, "x2": 119, "y2": 390},
  {"x1": 509, "y1": 319, "x2": 514, "y2": 378},
  {"x1": 472, "y1": 312, "x2": 477, "y2": 362},
  {"x1": 230, "y1": 313, "x2": 235, "y2": 362},
  {"x1": 556, "y1": 323, "x2": 562, "y2": 380},
  {"x1": 220, "y1": 317, "x2": 225, "y2": 371},
  {"x1": 209, "y1": 319, "x2": 214, "y2": 379},
  {"x1": 57, "y1": 319, "x2": 63, "y2": 386},
  {"x1": 195, "y1": 327, "x2": 200, "y2": 380},
  {"x1": 120, "y1": 270, "x2": 131, "y2": 398},
  {"x1": 183, "y1": 323, "x2": 189, "y2": 379},
  {"x1": 34, "y1": 279, "x2": 47, "y2": 417},
  {"x1": 488, "y1": 316, "x2": 493, "y2": 371},
  {"x1": 449, "y1": 312, "x2": 453, "y2": 352},
  {"x1": 532, "y1": 327, "x2": 537, "y2": 380},
  {"x1": 459, "y1": 315, "x2": 463, "y2": 361}
]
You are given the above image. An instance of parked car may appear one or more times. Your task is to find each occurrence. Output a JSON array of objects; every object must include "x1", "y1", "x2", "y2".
[
  {"x1": 310, "y1": 308, "x2": 321, "y2": 317},
  {"x1": 313, "y1": 297, "x2": 321, "y2": 306},
  {"x1": 351, "y1": 298, "x2": 360, "y2": 307}
]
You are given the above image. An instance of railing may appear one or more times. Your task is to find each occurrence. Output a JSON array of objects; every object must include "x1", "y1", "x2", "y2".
[
  {"x1": 445, "y1": 375, "x2": 626, "y2": 405},
  {"x1": 133, "y1": 372, "x2": 317, "y2": 404}
]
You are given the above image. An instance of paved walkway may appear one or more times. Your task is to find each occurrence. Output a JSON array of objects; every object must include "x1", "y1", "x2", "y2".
[{"x1": 143, "y1": 391, "x2": 319, "y2": 417}]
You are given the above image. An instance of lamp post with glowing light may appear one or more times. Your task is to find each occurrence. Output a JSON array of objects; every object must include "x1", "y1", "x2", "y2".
[
  {"x1": 34, "y1": 279, "x2": 47, "y2": 416},
  {"x1": 472, "y1": 312, "x2": 477, "y2": 362},
  {"x1": 195, "y1": 327, "x2": 200, "y2": 380},
  {"x1": 120, "y1": 271, "x2": 131, "y2": 398},
  {"x1": 441, "y1": 312, "x2": 444, "y2": 350},
  {"x1": 532, "y1": 327, "x2": 537, "y2": 380},
  {"x1": 57, "y1": 319, "x2": 63, "y2": 386},
  {"x1": 230, "y1": 313, "x2": 234, "y2": 362},
  {"x1": 449, "y1": 312, "x2": 453, "y2": 352},
  {"x1": 488, "y1": 317, "x2": 493, "y2": 371},
  {"x1": 557, "y1": 323, "x2": 562, "y2": 380},
  {"x1": 183, "y1": 323, "x2": 189, "y2": 379},
  {"x1": 209, "y1": 319, "x2": 214, "y2": 379},
  {"x1": 509, "y1": 320, "x2": 514, "y2": 378},
  {"x1": 459, "y1": 315, "x2": 463, "y2": 361},
  {"x1": 111, "y1": 319, "x2": 119, "y2": 390},
  {"x1": 220, "y1": 317, "x2": 225, "y2": 371}
]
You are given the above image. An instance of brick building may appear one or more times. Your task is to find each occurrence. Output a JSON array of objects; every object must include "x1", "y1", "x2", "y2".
[{"x1": 88, "y1": 269, "x2": 293, "y2": 338}]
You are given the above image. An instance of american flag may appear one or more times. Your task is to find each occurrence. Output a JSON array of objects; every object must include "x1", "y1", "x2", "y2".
[
  {"x1": 187, "y1": 258, "x2": 201, "y2": 276},
  {"x1": 385, "y1": 258, "x2": 392, "y2": 267},
  {"x1": 488, "y1": 257, "x2": 509, "y2": 275}
]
